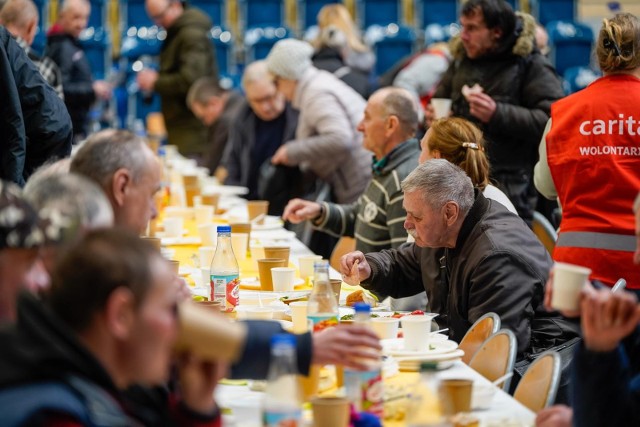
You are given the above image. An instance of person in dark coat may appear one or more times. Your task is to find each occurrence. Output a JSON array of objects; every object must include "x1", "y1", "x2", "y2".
[
  {"x1": 426, "y1": 0, "x2": 565, "y2": 224},
  {"x1": 46, "y1": 0, "x2": 111, "y2": 141},
  {"x1": 0, "y1": 27, "x2": 72, "y2": 185}
]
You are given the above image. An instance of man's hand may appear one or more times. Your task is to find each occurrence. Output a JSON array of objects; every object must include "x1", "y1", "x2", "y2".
[
  {"x1": 93, "y1": 80, "x2": 112, "y2": 100},
  {"x1": 581, "y1": 289, "x2": 640, "y2": 352},
  {"x1": 176, "y1": 353, "x2": 227, "y2": 414},
  {"x1": 282, "y1": 199, "x2": 322, "y2": 224},
  {"x1": 312, "y1": 325, "x2": 381, "y2": 370},
  {"x1": 137, "y1": 69, "x2": 159, "y2": 92},
  {"x1": 271, "y1": 145, "x2": 290, "y2": 165},
  {"x1": 536, "y1": 405, "x2": 573, "y2": 427},
  {"x1": 340, "y1": 251, "x2": 371, "y2": 285},
  {"x1": 466, "y1": 92, "x2": 497, "y2": 123}
]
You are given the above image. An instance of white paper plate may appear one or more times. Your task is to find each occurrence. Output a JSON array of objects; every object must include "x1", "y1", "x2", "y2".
[
  {"x1": 202, "y1": 185, "x2": 249, "y2": 196},
  {"x1": 160, "y1": 236, "x2": 201, "y2": 246},
  {"x1": 382, "y1": 338, "x2": 459, "y2": 357},
  {"x1": 252, "y1": 216, "x2": 285, "y2": 231}
]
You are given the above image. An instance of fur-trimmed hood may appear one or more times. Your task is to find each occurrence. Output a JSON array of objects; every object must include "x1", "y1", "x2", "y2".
[{"x1": 449, "y1": 12, "x2": 537, "y2": 59}]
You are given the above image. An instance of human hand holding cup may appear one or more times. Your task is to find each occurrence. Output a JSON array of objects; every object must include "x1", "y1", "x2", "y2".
[{"x1": 550, "y1": 262, "x2": 592, "y2": 312}]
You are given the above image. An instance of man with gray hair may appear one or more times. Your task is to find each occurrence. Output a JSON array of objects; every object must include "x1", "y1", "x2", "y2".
[
  {"x1": 284, "y1": 87, "x2": 421, "y2": 255},
  {"x1": 70, "y1": 129, "x2": 161, "y2": 234},
  {"x1": 0, "y1": 0, "x2": 63, "y2": 98},
  {"x1": 341, "y1": 159, "x2": 579, "y2": 363}
]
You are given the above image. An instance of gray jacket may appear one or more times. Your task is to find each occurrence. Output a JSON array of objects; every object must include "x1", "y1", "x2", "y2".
[
  {"x1": 363, "y1": 191, "x2": 580, "y2": 358},
  {"x1": 314, "y1": 139, "x2": 420, "y2": 254},
  {"x1": 288, "y1": 67, "x2": 371, "y2": 204}
]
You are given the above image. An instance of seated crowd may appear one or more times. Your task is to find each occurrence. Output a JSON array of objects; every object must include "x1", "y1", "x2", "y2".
[{"x1": 0, "y1": 0, "x2": 638, "y2": 426}]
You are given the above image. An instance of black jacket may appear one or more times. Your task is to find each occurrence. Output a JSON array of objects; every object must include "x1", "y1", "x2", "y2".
[
  {"x1": 363, "y1": 190, "x2": 580, "y2": 358},
  {"x1": 0, "y1": 27, "x2": 72, "y2": 185},
  {"x1": 46, "y1": 24, "x2": 96, "y2": 138},
  {"x1": 312, "y1": 47, "x2": 371, "y2": 99},
  {"x1": 434, "y1": 13, "x2": 564, "y2": 172}
]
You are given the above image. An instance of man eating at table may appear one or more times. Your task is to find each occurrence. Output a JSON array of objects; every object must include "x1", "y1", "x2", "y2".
[{"x1": 341, "y1": 160, "x2": 579, "y2": 372}]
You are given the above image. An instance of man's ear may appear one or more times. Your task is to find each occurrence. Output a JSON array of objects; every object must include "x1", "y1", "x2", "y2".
[
  {"x1": 386, "y1": 114, "x2": 400, "y2": 136},
  {"x1": 444, "y1": 201, "x2": 459, "y2": 226},
  {"x1": 111, "y1": 168, "x2": 131, "y2": 208},
  {"x1": 491, "y1": 27, "x2": 503, "y2": 42},
  {"x1": 103, "y1": 287, "x2": 136, "y2": 340}
]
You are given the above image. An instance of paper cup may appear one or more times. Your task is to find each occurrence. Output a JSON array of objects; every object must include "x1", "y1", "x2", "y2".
[
  {"x1": 271, "y1": 267, "x2": 296, "y2": 292},
  {"x1": 163, "y1": 217, "x2": 184, "y2": 237},
  {"x1": 440, "y1": 379, "x2": 473, "y2": 415},
  {"x1": 194, "y1": 205, "x2": 214, "y2": 224},
  {"x1": 201, "y1": 193, "x2": 220, "y2": 210},
  {"x1": 311, "y1": 396, "x2": 350, "y2": 427},
  {"x1": 169, "y1": 260, "x2": 180, "y2": 275},
  {"x1": 236, "y1": 306, "x2": 274, "y2": 320},
  {"x1": 264, "y1": 246, "x2": 290, "y2": 265},
  {"x1": 250, "y1": 244, "x2": 266, "y2": 270},
  {"x1": 184, "y1": 186, "x2": 200, "y2": 207},
  {"x1": 371, "y1": 317, "x2": 400, "y2": 339},
  {"x1": 299, "y1": 255, "x2": 322, "y2": 279},
  {"x1": 257, "y1": 258, "x2": 287, "y2": 291},
  {"x1": 198, "y1": 246, "x2": 216, "y2": 269},
  {"x1": 401, "y1": 315, "x2": 432, "y2": 351},
  {"x1": 141, "y1": 236, "x2": 162, "y2": 251},
  {"x1": 200, "y1": 267, "x2": 211, "y2": 289},
  {"x1": 198, "y1": 224, "x2": 217, "y2": 246},
  {"x1": 174, "y1": 302, "x2": 246, "y2": 361},
  {"x1": 431, "y1": 98, "x2": 452, "y2": 119},
  {"x1": 290, "y1": 301, "x2": 309, "y2": 333},
  {"x1": 551, "y1": 262, "x2": 591, "y2": 311},
  {"x1": 299, "y1": 364, "x2": 321, "y2": 403},
  {"x1": 247, "y1": 200, "x2": 269, "y2": 224},
  {"x1": 330, "y1": 279, "x2": 342, "y2": 306},
  {"x1": 231, "y1": 233, "x2": 249, "y2": 260}
]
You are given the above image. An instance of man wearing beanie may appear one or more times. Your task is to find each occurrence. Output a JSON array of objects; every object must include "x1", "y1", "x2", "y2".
[{"x1": 266, "y1": 38, "x2": 371, "y2": 206}]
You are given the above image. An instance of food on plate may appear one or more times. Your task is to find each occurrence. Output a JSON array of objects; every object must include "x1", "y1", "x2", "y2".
[
  {"x1": 345, "y1": 289, "x2": 378, "y2": 307},
  {"x1": 340, "y1": 313, "x2": 379, "y2": 321},
  {"x1": 461, "y1": 83, "x2": 484, "y2": 100},
  {"x1": 391, "y1": 310, "x2": 425, "y2": 318},
  {"x1": 279, "y1": 295, "x2": 308, "y2": 305}
]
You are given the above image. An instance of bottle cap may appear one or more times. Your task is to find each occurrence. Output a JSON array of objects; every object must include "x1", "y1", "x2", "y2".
[
  {"x1": 271, "y1": 333, "x2": 296, "y2": 347},
  {"x1": 353, "y1": 302, "x2": 371, "y2": 313},
  {"x1": 313, "y1": 260, "x2": 329, "y2": 269},
  {"x1": 217, "y1": 225, "x2": 232, "y2": 233}
]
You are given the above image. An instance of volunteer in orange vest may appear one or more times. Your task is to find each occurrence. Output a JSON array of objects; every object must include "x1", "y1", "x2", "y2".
[{"x1": 534, "y1": 12, "x2": 640, "y2": 292}]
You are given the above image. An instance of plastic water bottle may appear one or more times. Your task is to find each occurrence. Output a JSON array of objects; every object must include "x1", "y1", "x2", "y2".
[
  {"x1": 209, "y1": 225, "x2": 239, "y2": 309},
  {"x1": 263, "y1": 334, "x2": 302, "y2": 427},
  {"x1": 307, "y1": 260, "x2": 338, "y2": 332},
  {"x1": 406, "y1": 362, "x2": 445, "y2": 426},
  {"x1": 344, "y1": 303, "x2": 384, "y2": 417}
]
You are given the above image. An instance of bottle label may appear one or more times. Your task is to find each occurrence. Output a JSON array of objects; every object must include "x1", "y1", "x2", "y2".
[
  {"x1": 210, "y1": 274, "x2": 239, "y2": 310},
  {"x1": 344, "y1": 368, "x2": 384, "y2": 417},
  {"x1": 263, "y1": 409, "x2": 301, "y2": 426},
  {"x1": 307, "y1": 314, "x2": 338, "y2": 332}
]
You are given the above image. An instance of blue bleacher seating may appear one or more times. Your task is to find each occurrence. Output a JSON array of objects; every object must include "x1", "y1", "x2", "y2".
[
  {"x1": 531, "y1": 0, "x2": 576, "y2": 26},
  {"x1": 122, "y1": 0, "x2": 153, "y2": 29},
  {"x1": 298, "y1": 0, "x2": 341, "y2": 31},
  {"x1": 210, "y1": 26, "x2": 238, "y2": 86},
  {"x1": 88, "y1": 0, "x2": 107, "y2": 29},
  {"x1": 424, "y1": 22, "x2": 459, "y2": 46},
  {"x1": 418, "y1": 0, "x2": 457, "y2": 28},
  {"x1": 562, "y1": 66, "x2": 600, "y2": 95},
  {"x1": 365, "y1": 24, "x2": 416, "y2": 76},
  {"x1": 241, "y1": 0, "x2": 285, "y2": 30},
  {"x1": 31, "y1": 0, "x2": 48, "y2": 56},
  {"x1": 357, "y1": 0, "x2": 401, "y2": 29},
  {"x1": 79, "y1": 26, "x2": 111, "y2": 80},
  {"x1": 191, "y1": 0, "x2": 226, "y2": 27},
  {"x1": 547, "y1": 20, "x2": 594, "y2": 75},
  {"x1": 244, "y1": 26, "x2": 292, "y2": 63}
]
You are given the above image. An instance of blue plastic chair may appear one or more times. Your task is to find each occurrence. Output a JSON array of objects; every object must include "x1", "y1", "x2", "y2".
[
  {"x1": 122, "y1": 0, "x2": 153, "y2": 29},
  {"x1": 547, "y1": 20, "x2": 594, "y2": 75},
  {"x1": 298, "y1": 0, "x2": 341, "y2": 31},
  {"x1": 79, "y1": 26, "x2": 111, "y2": 80},
  {"x1": 418, "y1": 0, "x2": 458, "y2": 27},
  {"x1": 357, "y1": 0, "x2": 401, "y2": 28},
  {"x1": 241, "y1": 0, "x2": 285, "y2": 30},
  {"x1": 531, "y1": 0, "x2": 576, "y2": 26},
  {"x1": 191, "y1": 0, "x2": 226, "y2": 27},
  {"x1": 562, "y1": 66, "x2": 600, "y2": 95},
  {"x1": 424, "y1": 22, "x2": 459, "y2": 46},
  {"x1": 244, "y1": 26, "x2": 292, "y2": 63},
  {"x1": 365, "y1": 24, "x2": 416, "y2": 76}
]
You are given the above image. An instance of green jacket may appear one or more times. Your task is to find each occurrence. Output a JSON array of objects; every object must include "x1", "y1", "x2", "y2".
[{"x1": 155, "y1": 8, "x2": 217, "y2": 155}]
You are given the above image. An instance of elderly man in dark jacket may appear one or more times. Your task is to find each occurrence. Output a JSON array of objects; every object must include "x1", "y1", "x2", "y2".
[
  {"x1": 427, "y1": 0, "x2": 565, "y2": 223},
  {"x1": 0, "y1": 27, "x2": 72, "y2": 185},
  {"x1": 341, "y1": 160, "x2": 579, "y2": 360}
]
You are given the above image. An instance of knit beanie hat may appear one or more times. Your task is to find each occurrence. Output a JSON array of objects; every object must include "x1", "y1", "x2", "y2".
[{"x1": 266, "y1": 39, "x2": 315, "y2": 80}]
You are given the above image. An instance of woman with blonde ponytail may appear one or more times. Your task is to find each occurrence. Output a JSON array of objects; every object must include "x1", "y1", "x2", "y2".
[{"x1": 419, "y1": 117, "x2": 517, "y2": 214}]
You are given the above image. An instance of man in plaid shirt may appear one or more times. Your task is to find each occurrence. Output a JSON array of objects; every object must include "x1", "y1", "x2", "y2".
[{"x1": 0, "y1": 0, "x2": 64, "y2": 99}]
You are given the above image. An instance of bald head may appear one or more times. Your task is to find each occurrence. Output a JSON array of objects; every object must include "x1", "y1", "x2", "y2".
[
  {"x1": 0, "y1": 0, "x2": 38, "y2": 44},
  {"x1": 145, "y1": 0, "x2": 183, "y2": 29}
]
